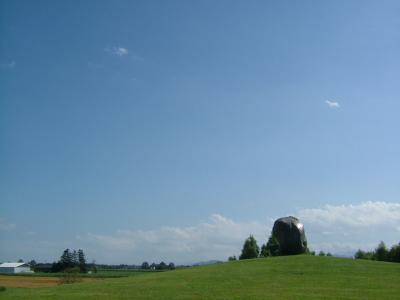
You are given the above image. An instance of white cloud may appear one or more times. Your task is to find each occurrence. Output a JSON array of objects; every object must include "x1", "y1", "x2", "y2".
[
  {"x1": 296, "y1": 201, "x2": 400, "y2": 255},
  {"x1": 298, "y1": 201, "x2": 400, "y2": 228},
  {"x1": 325, "y1": 100, "x2": 340, "y2": 108},
  {"x1": 0, "y1": 61, "x2": 16, "y2": 70},
  {"x1": 79, "y1": 201, "x2": 400, "y2": 263},
  {"x1": 80, "y1": 214, "x2": 268, "y2": 264},
  {"x1": 0, "y1": 218, "x2": 16, "y2": 231},
  {"x1": 106, "y1": 47, "x2": 129, "y2": 56}
]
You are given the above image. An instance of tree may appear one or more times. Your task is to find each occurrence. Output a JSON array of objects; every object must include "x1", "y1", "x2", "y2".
[
  {"x1": 51, "y1": 261, "x2": 63, "y2": 273},
  {"x1": 355, "y1": 249, "x2": 365, "y2": 259},
  {"x1": 29, "y1": 260, "x2": 37, "y2": 267},
  {"x1": 168, "y1": 262, "x2": 175, "y2": 270},
  {"x1": 239, "y1": 235, "x2": 259, "y2": 260},
  {"x1": 355, "y1": 241, "x2": 395, "y2": 262},
  {"x1": 156, "y1": 262, "x2": 168, "y2": 270},
  {"x1": 91, "y1": 260, "x2": 97, "y2": 274},
  {"x1": 78, "y1": 249, "x2": 87, "y2": 273},
  {"x1": 374, "y1": 241, "x2": 388, "y2": 261},
  {"x1": 260, "y1": 235, "x2": 280, "y2": 257},
  {"x1": 228, "y1": 256, "x2": 237, "y2": 261},
  {"x1": 59, "y1": 266, "x2": 81, "y2": 284},
  {"x1": 318, "y1": 251, "x2": 325, "y2": 256},
  {"x1": 56, "y1": 248, "x2": 88, "y2": 272},
  {"x1": 141, "y1": 262, "x2": 149, "y2": 269},
  {"x1": 60, "y1": 249, "x2": 73, "y2": 270},
  {"x1": 17, "y1": 259, "x2": 24, "y2": 263},
  {"x1": 355, "y1": 249, "x2": 374, "y2": 260},
  {"x1": 388, "y1": 243, "x2": 400, "y2": 263},
  {"x1": 72, "y1": 250, "x2": 78, "y2": 266},
  {"x1": 326, "y1": 252, "x2": 332, "y2": 257}
]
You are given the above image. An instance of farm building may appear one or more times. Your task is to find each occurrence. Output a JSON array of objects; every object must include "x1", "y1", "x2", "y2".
[{"x1": 0, "y1": 262, "x2": 33, "y2": 273}]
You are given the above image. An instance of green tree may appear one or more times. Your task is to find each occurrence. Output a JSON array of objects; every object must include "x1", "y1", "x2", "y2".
[
  {"x1": 141, "y1": 262, "x2": 149, "y2": 269},
  {"x1": 60, "y1": 249, "x2": 73, "y2": 270},
  {"x1": 72, "y1": 250, "x2": 78, "y2": 266},
  {"x1": 354, "y1": 249, "x2": 374, "y2": 260},
  {"x1": 318, "y1": 251, "x2": 326, "y2": 256},
  {"x1": 260, "y1": 234, "x2": 280, "y2": 257},
  {"x1": 388, "y1": 243, "x2": 400, "y2": 263},
  {"x1": 156, "y1": 262, "x2": 168, "y2": 270},
  {"x1": 78, "y1": 249, "x2": 87, "y2": 273},
  {"x1": 374, "y1": 241, "x2": 388, "y2": 261},
  {"x1": 168, "y1": 262, "x2": 175, "y2": 270},
  {"x1": 228, "y1": 255, "x2": 237, "y2": 261},
  {"x1": 59, "y1": 266, "x2": 81, "y2": 284},
  {"x1": 354, "y1": 249, "x2": 365, "y2": 259},
  {"x1": 29, "y1": 260, "x2": 37, "y2": 267},
  {"x1": 91, "y1": 260, "x2": 97, "y2": 274},
  {"x1": 239, "y1": 235, "x2": 260, "y2": 260}
]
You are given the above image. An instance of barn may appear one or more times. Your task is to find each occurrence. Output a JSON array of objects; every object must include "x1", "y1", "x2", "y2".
[{"x1": 0, "y1": 262, "x2": 33, "y2": 273}]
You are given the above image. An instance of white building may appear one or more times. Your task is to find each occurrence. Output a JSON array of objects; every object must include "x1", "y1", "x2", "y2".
[{"x1": 0, "y1": 262, "x2": 33, "y2": 273}]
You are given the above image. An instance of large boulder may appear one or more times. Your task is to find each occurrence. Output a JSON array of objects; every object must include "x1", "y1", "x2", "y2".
[{"x1": 272, "y1": 216, "x2": 307, "y2": 255}]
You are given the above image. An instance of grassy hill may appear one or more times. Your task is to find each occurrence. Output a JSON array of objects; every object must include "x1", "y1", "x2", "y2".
[{"x1": 1, "y1": 255, "x2": 400, "y2": 299}]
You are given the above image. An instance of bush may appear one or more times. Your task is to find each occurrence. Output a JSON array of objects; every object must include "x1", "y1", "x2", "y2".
[
  {"x1": 355, "y1": 241, "x2": 400, "y2": 263},
  {"x1": 59, "y1": 267, "x2": 81, "y2": 284},
  {"x1": 228, "y1": 256, "x2": 237, "y2": 261},
  {"x1": 0, "y1": 286, "x2": 6, "y2": 292},
  {"x1": 355, "y1": 249, "x2": 374, "y2": 260}
]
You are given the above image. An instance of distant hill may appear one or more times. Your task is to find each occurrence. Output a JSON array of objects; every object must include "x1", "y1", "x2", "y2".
[
  {"x1": 191, "y1": 259, "x2": 223, "y2": 266},
  {"x1": 2, "y1": 255, "x2": 400, "y2": 299}
]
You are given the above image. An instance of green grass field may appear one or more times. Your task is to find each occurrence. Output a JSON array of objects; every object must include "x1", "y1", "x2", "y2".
[{"x1": 1, "y1": 256, "x2": 399, "y2": 299}]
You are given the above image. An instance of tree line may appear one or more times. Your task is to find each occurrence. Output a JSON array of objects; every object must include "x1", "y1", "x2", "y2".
[
  {"x1": 238, "y1": 234, "x2": 300, "y2": 260},
  {"x1": 29, "y1": 249, "x2": 177, "y2": 273},
  {"x1": 230, "y1": 235, "x2": 400, "y2": 263},
  {"x1": 229, "y1": 234, "x2": 330, "y2": 261},
  {"x1": 355, "y1": 241, "x2": 400, "y2": 263},
  {"x1": 140, "y1": 261, "x2": 175, "y2": 270},
  {"x1": 230, "y1": 234, "x2": 290, "y2": 260},
  {"x1": 51, "y1": 249, "x2": 87, "y2": 273}
]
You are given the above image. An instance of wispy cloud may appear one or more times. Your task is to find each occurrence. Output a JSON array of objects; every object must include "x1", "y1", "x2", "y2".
[
  {"x1": 106, "y1": 47, "x2": 129, "y2": 57},
  {"x1": 0, "y1": 218, "x2": 16, "y2": 231},
  {"x1": 0, "y1": 61, "x2": 16, "y2": 70},
  {"x1": 80, "y1": 214, "x2": 268, "y2": 264},
  {"x1": 325, "y1": 100, "x2": 340, "y2": 108},
  {"x1": 79, "y1": 201, "x2": 400, "y2": 263}
]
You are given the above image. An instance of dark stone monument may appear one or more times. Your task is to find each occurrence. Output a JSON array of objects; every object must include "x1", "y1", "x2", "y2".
[{"x1": 272, "y1": 216, "x2": 307, "y2": 255}]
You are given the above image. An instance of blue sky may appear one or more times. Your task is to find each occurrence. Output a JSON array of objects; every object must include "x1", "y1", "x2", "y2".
[{"x1": 1, "y1": 0, "x2": 400, "y2": 264}]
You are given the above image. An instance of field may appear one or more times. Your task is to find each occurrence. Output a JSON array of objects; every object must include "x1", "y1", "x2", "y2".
[
  {"x1": 1, "y1": 256, "x2": 399, "y2": 299},
  {"x1": 0, "y1": 275, "x2": 98, "y2": 288},
  {"x1": 1, "y1": 269, "x2": 160, "y2": 279},
  {"x1": 0, "y1": 269, "x2": 154, "y2": 289}
]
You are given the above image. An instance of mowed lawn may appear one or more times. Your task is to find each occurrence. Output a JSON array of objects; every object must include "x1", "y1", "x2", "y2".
[{"x1": 1, "y1": 256, "x2": 400, "y2": 300}]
